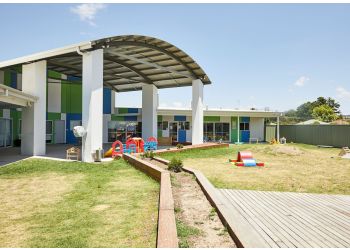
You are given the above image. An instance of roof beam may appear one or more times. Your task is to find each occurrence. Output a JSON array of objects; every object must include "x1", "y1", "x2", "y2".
[
  {"x1": 107, "y1": 50, "x2": 194, "y2": 79},
  {"x1": 104, "y1": 55, "x2": 154, "y2": 85},
  {"x1": 107, "y1": 41, "x2": 197, "y2": 78}
]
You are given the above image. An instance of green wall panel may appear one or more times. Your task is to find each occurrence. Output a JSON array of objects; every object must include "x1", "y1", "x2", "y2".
[
  {"x1": 118, "y1": 108, "x2": 128, "y2": 114},
  {"x1": 158, "y1": 129, "x2": 162, "y2": 138},
  {"x1": 0, "y1": 109, "x2": 2, "y2": 117},
  {"x1": 111, "y1": 115, "x2": 124, "y2": 121},
  {"x1": 61, "y1": 81, "x2": 69, "y2": 113},
  {"x1": 10, "y1": 110, "x2": 21, "y2": 141},
  {"x1": 61, "y1": 81, "x2": 82, "y2": 113},
  {"x1": 48, "y1": 70, "x2": 62, "y2": 79},
  {"x1": 231, "y1": 116, "x2": 238, "y2": 142},
  {"x1": 4, "y1": 70, "x2": 11, "y2": 86},
  {"x1": 158, "y1": 115, "x2": 163, "y2": 122},
  {"x1": 70, "y1": 84, "x2": 82, "y2": 113},
  {"x1": 204, "y1": 116, "x2": 220, "y2": 122},
  {"x1": 47, "y1": 112, "x2": 61, "y2": 121}
]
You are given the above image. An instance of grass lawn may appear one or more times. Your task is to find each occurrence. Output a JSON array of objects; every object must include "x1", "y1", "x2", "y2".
[
  {"x1": 0, "y1": 159, "x2": 159, "y2": 248},
  {"x1": 160, "y1": 143, "x2": 350, "y2": 195}
]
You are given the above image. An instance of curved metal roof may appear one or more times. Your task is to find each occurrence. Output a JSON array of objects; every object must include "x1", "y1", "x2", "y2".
[{"x1": 0, "y1": 35, "x2": 211, "y2": 92}]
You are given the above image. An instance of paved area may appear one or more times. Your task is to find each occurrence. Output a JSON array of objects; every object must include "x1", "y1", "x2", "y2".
[
  {"x1": 218, "y1": 189, "x2": 350, "y2": 248},
  {"x1": 0, "y1": 143, "x2": 116, "y2": 166}
]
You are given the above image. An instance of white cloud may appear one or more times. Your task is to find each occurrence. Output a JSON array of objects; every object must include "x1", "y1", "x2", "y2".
[
  {"x1": 70, "y1": 3, "x2": 106, "y2": 26},
  {"x1": 294, "y1": 76, "x2": 309, "y2": 87},
  {"x1": 336, "y1": 86, "x2": 350, "y2": 98}
]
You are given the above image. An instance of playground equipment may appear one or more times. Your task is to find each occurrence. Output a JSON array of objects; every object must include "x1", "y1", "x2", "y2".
[
  {"x1": 339, "y1": 147, "x2": 350, "y2": 159},
  {"x1": 144, "y1": 136, "x2": 158, "y2": 151},
  {"x1": 104, "y1": 137, "x2": 158, "y2": 158},
  {"x1": 229, "y1": 151, "x2": 264, "y2": 167}
]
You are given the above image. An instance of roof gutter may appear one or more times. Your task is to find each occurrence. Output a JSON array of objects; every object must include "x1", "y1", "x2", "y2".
[{"x1": 0, "y1": 41, "x2": 92, "y2": 69}]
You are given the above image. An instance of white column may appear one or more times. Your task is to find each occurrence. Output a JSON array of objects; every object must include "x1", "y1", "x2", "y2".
[
  {"x1": 21, "y1": 60, "x2": 47, "y2": 156},
  {"x1": 142, "y1": 84, "x2": 157, "y2": 140},
  {"x1": 191, "y1": 79, "x2": 204, "y2": 144},
  {"x1": 277, "y1": 115, "x2": 280, "y2": 142},
  {"x1": 237, "y1": 116, "x2": 240, "y2": 143},
  {"x1": 111, "y1": 90, "x2": 116, "y2": 114},
  {"x1": 82, "y1": 49, "x2": 103, "y2": 162}
]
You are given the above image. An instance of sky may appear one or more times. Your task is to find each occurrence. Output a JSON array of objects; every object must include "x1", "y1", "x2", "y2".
[{"x1": 0, "y1": 3, "x2": 349, "y2": 114}]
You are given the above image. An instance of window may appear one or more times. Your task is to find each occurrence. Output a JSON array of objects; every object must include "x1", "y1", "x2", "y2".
[
  {"x1": 185, "y1": 121, "x2": 190, "y2": 130},
  {"x1": 158, "y1": 121, "x2": 168, "y2": 130},
  {"x1": 215, "y1": 122, "x2": 230, "y2": 142},
  {"x1": 46, "y1": 120, "x2": 53, "y2": 143},
  {"x1": 240, "y1": 122, "x2": 249, "y2": 131},
  {"x1": 162, "y1": 121, "x2": 168, "y2": 130},
  {"x1": 108, "y1": 121, "x2": 142, "y2": 142}
]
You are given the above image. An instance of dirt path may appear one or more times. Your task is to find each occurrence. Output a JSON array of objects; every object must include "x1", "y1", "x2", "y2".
[{"x1": 144, "y1": 158, "x2": 235, "y2": 248}]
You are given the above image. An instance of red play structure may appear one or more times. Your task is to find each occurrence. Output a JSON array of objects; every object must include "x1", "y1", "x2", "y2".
[
  {"x1": 229, "y1": 151, "x2": 264, "y2": 167},
  {"x1": 107, "y1": 137, "x2": 158, "y2": 158}
]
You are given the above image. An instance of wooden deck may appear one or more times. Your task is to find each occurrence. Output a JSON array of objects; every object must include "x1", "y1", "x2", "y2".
[{"x1": 218, "y1": 189, "x2": 350, "y2": 248}]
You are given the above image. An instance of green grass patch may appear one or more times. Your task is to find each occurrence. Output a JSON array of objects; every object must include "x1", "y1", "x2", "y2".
[
  {"x1": 0, "y1": 159, "x2": 159, "y2": 248},
  {"x1": 159, "y1": 143, "x2": 350, "y2": 194},
  {"x1": 176, "y1": 219, "x2": 202, "y2": 248}
]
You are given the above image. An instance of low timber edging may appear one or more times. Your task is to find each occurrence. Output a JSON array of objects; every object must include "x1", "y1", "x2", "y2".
[
  {"x1": 153, "y1": 156, "x2": 269, "y2": 248},
  {"x1": 122, "y1": 153, "x2": 178, "y2": 248},
  {"x1": 154, "y1": 142, "x2": 229, "y2": 155}
]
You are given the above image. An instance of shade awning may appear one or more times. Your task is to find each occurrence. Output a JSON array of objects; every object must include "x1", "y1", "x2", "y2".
[{"x1": 0, "y1": 35, "x2": 211, "y2": 92}]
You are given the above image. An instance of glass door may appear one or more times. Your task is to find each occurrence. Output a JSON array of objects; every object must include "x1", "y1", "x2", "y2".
[
  {"x1": 169, "y1": 122, "x2": 178, "y2": 142},
  {"x1": 204, "y1": 123, "x2": 214, "y2": 142}
]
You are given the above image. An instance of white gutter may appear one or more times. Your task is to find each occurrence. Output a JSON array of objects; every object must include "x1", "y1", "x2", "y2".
[{"x1": 0, "y1": 41, "x2": 92, "y2": 69}]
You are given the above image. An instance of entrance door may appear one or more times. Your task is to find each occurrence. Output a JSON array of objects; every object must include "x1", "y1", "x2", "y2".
[
  {"x1": 0, "y1": 118, "x2": 12, "y2": 147},
  {"x1": 54, "y1": 120, "x2": 65, "y2": 144},
  {"x1": 169, "y1": 122, "x2": 178, "y2": 142}
]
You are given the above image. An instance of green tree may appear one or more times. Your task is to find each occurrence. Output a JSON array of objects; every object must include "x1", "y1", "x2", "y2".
[
  {"x1": 312, "y1": 104, "x2": 338, "y2": 122},
  {"x1": 313, "y1": 97, "x2": 341, "y2": 114},
  {"x1": 296, "y1": 102, "x2": 314, "y2": 119}
]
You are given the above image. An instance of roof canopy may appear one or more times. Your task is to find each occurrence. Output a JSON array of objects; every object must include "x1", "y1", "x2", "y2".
[{"x1": 0, "y1": 35, "x2": 211, "y2": 92}]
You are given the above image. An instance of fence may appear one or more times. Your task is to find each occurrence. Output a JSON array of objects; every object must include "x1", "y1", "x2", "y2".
[{"x1": 279, "y1": 125, "x2": 350, "y2": 147}]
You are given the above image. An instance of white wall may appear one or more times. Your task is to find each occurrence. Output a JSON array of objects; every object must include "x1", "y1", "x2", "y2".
[
  {"x1": 250, "y1": 117, "x2": 265, "y2": 141},
  {"x1": 47, "y1": 80, "x2": 61, "y2": 113}
]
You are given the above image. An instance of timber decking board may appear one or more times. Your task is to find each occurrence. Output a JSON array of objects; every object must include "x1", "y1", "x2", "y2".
[{"x1": 218, "y1": 189, "x2": 350, "y2": 248}]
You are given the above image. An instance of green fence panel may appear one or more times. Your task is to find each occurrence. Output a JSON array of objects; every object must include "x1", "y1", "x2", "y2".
[{"x1": 280, "y1": 125, "x2": 350, "y2": 147}]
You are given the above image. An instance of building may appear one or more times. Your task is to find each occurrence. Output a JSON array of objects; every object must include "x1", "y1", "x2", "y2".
[{"x1": 0, "y1": 35, "x2": 281, "y2": 162}]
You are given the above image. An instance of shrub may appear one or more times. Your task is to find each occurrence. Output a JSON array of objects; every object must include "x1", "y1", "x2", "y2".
[
  {"x1": 168, "y1": 157, "x2": 183, "y2": 173},
  {"x1": 141, "y1": 150, "x2": 155, "y2": 159},
  {"x1": 176, "y1": 143, "x2": 184, "y2": 149}
]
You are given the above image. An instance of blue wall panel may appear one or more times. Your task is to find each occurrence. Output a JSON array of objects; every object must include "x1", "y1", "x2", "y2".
[
  {"x1": 103, "y1": 88, "x2": 111, "y2": 114},
  {"x1": 178, "y1": 130, "x2": 186, "y2": 143},
  {"x1": 66, "y1": 113, "x2": 82, "y2": 144},
  {"x1": 241, "y1": 131, "x2": 250, "y2": 142},
  {"x1": 67, "y1": 75, "x2": 81, "y2": 81},
  {"x1": 241, "y1": 117, "x2": 250, "y2": 123},
  {"x1": 128, "y1": 108, "x2": 139, "y2": 113},
  {"x1": 174, "y1": 115, "x2": 186, "y2": 122},
  {"x1": 124, "y1": 116, "x2": 137, "y2": 121},
  {"x1": 10, "y1": 72, "x2": 17, "y2": 88}
]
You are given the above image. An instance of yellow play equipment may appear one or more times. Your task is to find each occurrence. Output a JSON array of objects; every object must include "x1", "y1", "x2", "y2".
[{"x1": 104, "y1": 147, "x2": 113, "y2": 157}]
